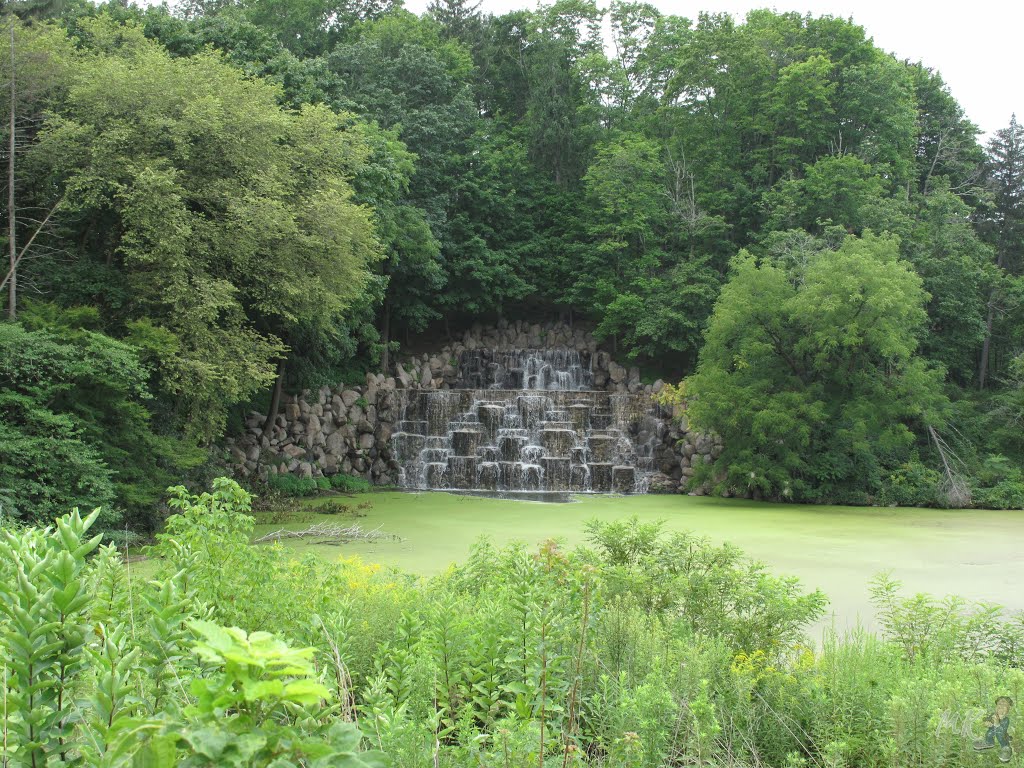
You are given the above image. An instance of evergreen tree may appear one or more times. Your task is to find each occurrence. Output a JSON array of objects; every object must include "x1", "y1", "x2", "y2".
[{"x1": 980, "y1": 115, "x2": 1024, "y2": 388}]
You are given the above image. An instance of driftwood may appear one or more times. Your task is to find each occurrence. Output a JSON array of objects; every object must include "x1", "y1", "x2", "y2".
[
  {"x1": 928, "y1": 425, "x2": 971, "y2": 508},
  {"x1": 254, "y1": 523, "x2": 399, "y2": 546}
]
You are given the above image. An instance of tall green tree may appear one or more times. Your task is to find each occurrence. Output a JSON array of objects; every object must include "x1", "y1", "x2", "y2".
[
  {"x1": 687, "y1": 234, "x2": 949, "y2": 504},
  {"x1": 26, "y1": 18, "x2": 379, "y2": 442},
  {"x1": 980, "y1": 115, "x2": 1024, "y2": 388}
]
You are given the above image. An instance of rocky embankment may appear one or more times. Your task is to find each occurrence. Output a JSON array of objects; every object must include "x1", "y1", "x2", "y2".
[
  {"x1": 394, "y1": 320, "x2": 646, "y2": 393},
  {"x1": 228, "y1": 321, "x2": 722, "y2": 494}
]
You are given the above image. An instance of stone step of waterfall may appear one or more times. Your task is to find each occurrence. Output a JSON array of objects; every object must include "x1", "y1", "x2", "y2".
[
  {"x1": 612, "y1": 465, "x2": 636, "y2": 493},
  {"x1": 497, "y1": 435, "x2": 529, "y2": 462},
  {"x1": 391, "y1": 433, "x2": 427, "y2": 462},
  {"x1": 496, "y1": 461, "x2": 544, "y2": 490},
  {"x1": 476, "y1": 461, "x2": 500, "y2": 490},
  {"x1": 451, "y1": 429, "x2": 482, "y2": 456},
  {"x1": 588, "y1": 463, "x2": 614, "y2": 492},
  {"x1": 420, "y1": 448, "x2": 451, "y2": 463},
  {"x1": 521, "y1": 445, "x2": 545, "y2": 463},
  {"x1": 539, "y1": 421, "x2": 573, "y2": 430},
  {"x1": 396, "y1": 420, "x2": 428, "y2": 435},
  {"x1": 540, "y1": 456, "x2": 571, "y2": 491},
  {"x1": 449, "y1": 422, "x2": 483, "y2": 433},
  {"x1": 424, "y1": 462, "x2": 448, "y2": 488},
  {"x1": 446, "y1": 455, "x2": 477, "y2": 489},
  {"x1": 587, "y1": 434, "x2": 617, "y2": 463},
  {"x1": 569, "y1": 463, "x2": 591, "y2": 492},
  {"x1": 540, "y1": 428, "x2": 577, "y2": 459}
]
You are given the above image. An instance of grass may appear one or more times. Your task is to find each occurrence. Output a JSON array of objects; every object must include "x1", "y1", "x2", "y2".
[{"x1": 251, "y1": 490, "x2": 1024, "y2": 634}]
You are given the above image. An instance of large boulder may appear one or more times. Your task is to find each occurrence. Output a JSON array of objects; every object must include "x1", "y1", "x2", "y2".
[
  {"x1": 646, "y1": 472, "x2": 678, "y2": 493},
  {"x1": 396, "y1": 363, "x2": 412, "y2": 388},
  {"x1": 282, "y1": 443, "x2": 305, "y2": 459},
  {"x1": 325, "y1": 431, "x2": 346, "y2": 456}
]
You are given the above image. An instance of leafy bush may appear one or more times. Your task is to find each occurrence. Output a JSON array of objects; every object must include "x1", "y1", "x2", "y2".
[
  {"x1": 878, "y1": 457, "x2": 943, "y2": 507},
  {"x1": 330, "y1": 474, "x2": 372, "y2": 493},
  {"x1": 972, "y1": 455, "x2": 1024, "y2": 509},
  {"x1": 0, "y1": 489, "x2": 385, "y2": 766},
  {"x1": 267, "y1": 472, "x2": 372, "y2": 497},
  {"x1": 267, "y1": 473, "x2": 321, "y2": 497},
  {"x1": 0, "y1": 320, "x2": 206, "y2": 528},
  {"x1": 975, "y1": 480, "x2": 1024, "y2": 509}
]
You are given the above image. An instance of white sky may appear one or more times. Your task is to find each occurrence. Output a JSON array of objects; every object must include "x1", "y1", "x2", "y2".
[{"x1": 405, "y1": 0, "x2": 1022, "y2": 140}]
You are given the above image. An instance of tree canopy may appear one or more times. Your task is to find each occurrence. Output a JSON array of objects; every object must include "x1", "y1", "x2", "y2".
[{"x1": 0, "y1": 1, "x2": 1021, "y2": 520}]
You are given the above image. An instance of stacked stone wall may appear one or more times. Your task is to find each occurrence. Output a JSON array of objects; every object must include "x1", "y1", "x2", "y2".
[{"x1": 227, "y1": 320, "x2": 722, "y2": 494}]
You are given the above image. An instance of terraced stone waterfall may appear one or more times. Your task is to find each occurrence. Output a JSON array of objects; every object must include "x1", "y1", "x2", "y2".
[{"x1": 391, "y1": 349, "x2": 662, "y2": 494}]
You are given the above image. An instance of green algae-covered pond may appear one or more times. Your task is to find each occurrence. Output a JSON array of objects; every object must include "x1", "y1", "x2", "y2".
[{"x1": 254, "y1": 491, "x2": 1024, "y2": 634}]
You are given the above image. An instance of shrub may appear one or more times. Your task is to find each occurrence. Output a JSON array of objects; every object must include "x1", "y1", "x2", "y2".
[
  {"x1": 0, "y1": 483, "x2": 385, "y2": 766},
  {"x1": 267, "y1": 472, "x2": 371, "y2": 497},
  {"x1": 330, "y1": 473, "x2": 372, "y2": 493},
  {"x1": 972, "y1": 455, "x2": 1024, "y2": 509},
  {"x1": 878, "y1": 458, "x2": 943, "y2": 507},
  {"x1": 267, "y1": 473, "x2": 320, "y2": 497},
  {"x1": 975, "y1": 480, "x2": 1024, "y2": 510}
]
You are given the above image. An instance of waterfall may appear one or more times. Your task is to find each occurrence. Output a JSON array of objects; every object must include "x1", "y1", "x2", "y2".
[
  {"x1": 391, "y1": 348, "x2": 659, "y2": 495},
  {"x1": 454, "y1": 348, "x2": 594, "y2": 390}
]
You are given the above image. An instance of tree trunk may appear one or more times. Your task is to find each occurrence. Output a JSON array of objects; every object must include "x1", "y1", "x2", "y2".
[
  {"x1": 380, "y1": 301, "x2": 391, "y2": 373},
  {"x1": 261, "y1": 358, "x2": 285, "y2": 439},
  {"x1": 979, "y1": 251, "x2": 1006, "y2": 390},
  {"x1": 979, "y1": 300, "x2": 996, "y2": 390},
  {"x1": 7, "y1": 22, "x2": 15, "y2": 321}
]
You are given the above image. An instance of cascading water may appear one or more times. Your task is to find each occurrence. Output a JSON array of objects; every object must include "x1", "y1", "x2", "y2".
[{"x1": 391, "y1": 349, "x2": 660, "y2": 495}]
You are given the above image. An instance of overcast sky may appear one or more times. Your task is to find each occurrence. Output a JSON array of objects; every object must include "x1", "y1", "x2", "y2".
[{"x1": 404, "y1": 0, "x2": 1021, "y2": 140}]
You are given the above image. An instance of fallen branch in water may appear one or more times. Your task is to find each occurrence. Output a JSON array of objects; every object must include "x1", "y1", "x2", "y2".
[
  {"x1": 254, "y1": 523, "x2": 399, "y2": 546},
  {"x1": 928, "y1": 425, "x2": 971, "y2": 508}
]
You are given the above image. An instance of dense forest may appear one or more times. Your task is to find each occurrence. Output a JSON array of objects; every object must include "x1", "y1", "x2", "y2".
[{"x1": 0, "y1": 0, "x2": 1022, "y2": 527}]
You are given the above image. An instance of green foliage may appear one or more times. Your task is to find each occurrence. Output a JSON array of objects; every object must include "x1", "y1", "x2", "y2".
[
  {"x1": 870, "y1": 573, "x2": 1024, "y2": 666},
  {"x1": 330, "y1": 474, "x2": 373, "y2": 493},
  {"x1": 582, "y1": 517, "x2": 828, "y2": 652},
  {"x1": 5, "y1": 0, "x2": 1018, "y2": 511},
  {"x1": 0, "y1": 507, "x2": 102, "y2": 765},
  {"x1": 0, "y1": 480, "x2": 388, "y2": 766},
  {"x1": 877, "y1": 457, "x2": 944, "y2": 508},
  {"x1": 7, "y1": 478, "x2": 1024, "y2": 766},
  {"x1": 972, "y1": 455, "x2": 1024, "y2": 510},
  {"x1": 21, "y1": 16, "x2": 379, "y2": 448},
  {"x1": 266, "y1": 472, "x2": 372, "y2": 497},
  {"x1": 0, "y1": 320, "x2": 202, "y2": 526},
  {"x1": 687, "y1": 233, "x2": 950, "y2": 504},
  {"x1": 268, "y1": 474, "x2": 323, "y2": 497}
]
